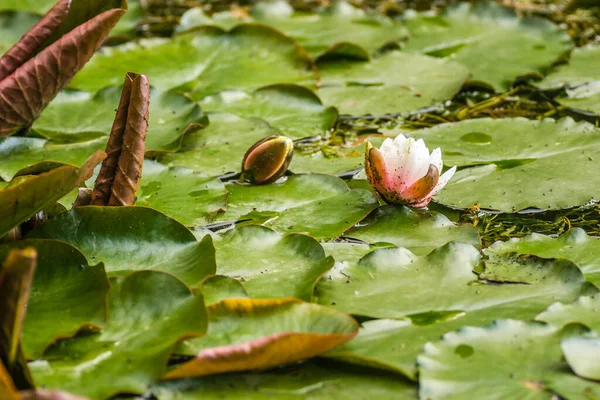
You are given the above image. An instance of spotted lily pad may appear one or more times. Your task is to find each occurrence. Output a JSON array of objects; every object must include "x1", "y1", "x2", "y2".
[
  {"x1": 485, "y1": 229, "x2": 600, "y2": 285},
  {"x1": 152, "y1": 361, "x2": 418, "y2": 399},
  {"x1": 0, "y1": 240, "x2": 109, "y2": 360},
  {"x1": 317, "y1": 50, "x2": 470, "y2": 115},
  {"x1": 251, "y1": 1, "x2": 405, "y2": 58},
  {"x1": 136, "y1": 161, "x2": 228, "y2": 226},
  {"x1": 315, "y1": 242, "x2": 594, "y2": 319},
  {"x1": 30, "y1": 271, "x2": 207, "y2": 399},
  {"x1": 219, "y1": 174, "x2": 379, "y2": 240},
  {"x1": 199, "y1": 85, "x2": 337, "y2": 138},
  {"x1": 158, "y1": 113, "x2": 281, "y2": 177},
  {"x1": 540, "y1": 45, "x2": 600, "y2": 114},
  {"x1": 345, "y1": 205, "x2": 480, "y2": 255},
  {"x1": 403, "y1": 1, "x2": 572, "y2": 90},
  {"x1": 168, "y1": 298, "x2": 358, "y2": 377},
  {"x1": 418, "y1": 320, "x2": 596, "y2": 400},
  {"x1": 27, "y1": 206, "x2": 216, "y2": 286},
  {"x1": 536, "y1": 295, "x2": 600, "y2": 332},
  {"x1": 397, "y1": 118, "x2": 600, "y2": 211},
  {"x1": 213, "y1": 225, "x2": 333, "y2": 300},
  {"x1": 70, "y1": 24, "x2": 316, "y2": 97},
  {"x1": 33, "y1": 87, "x2": 207, "y2": 153}
]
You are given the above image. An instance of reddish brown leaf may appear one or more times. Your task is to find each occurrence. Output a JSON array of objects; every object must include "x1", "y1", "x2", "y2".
[
  {"x1": 91, "y1": 73, "x2": 135, "y2": 206},
  {"x1": 108, "y1": 73, "x2": 150, "y2": 206},
  {"x1": 0, "y1": 248, "x2": 37, "y2": 390},
  {"x1": 0, "y1": 2, "x2": 126, "y2": 136},
  {"x1": 0, "y1": 0, "x2": 70, "y2": 81}
]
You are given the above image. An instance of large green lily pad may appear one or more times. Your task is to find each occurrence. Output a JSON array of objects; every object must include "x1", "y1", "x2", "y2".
[
  {"x1": 169, "y1": 298, "x2": 358, "y2": 377},
  {"x1": 152, "y1": 361, "x2": 418, "y2": 399},
  {"x1": 0, "y1": 0, "x2": 57, "y2": 13},
  {"x1": 403, "y1": 1, "x2": 572, "y2": 90},
  {"x1": 0, "y1": 137, "x2": 105, "y2": 182},
  {"x1": 33, "y1": 87, "x2": 207, "y2": 153},
  {"x1": 199, "y1": 85, "x2": 337, "y2": 138},
  {"x1": 219, "y1": 174, "x2": 379, "y2": 240},
  {"x1": 70, "y1": 24, "x2": 316, "y2": 97},
  {"x1": 314, "y1": 242, "x2": 594, "y2": 319},
  {"x1": 397, "y1": 118, "x2": 600, "y2": 211},
  {"x1": 485, "y1": 229, "x2": 600, "y2": 286},
  {"x1": 158, "y1": 113, "x2": 281, "y2": 176},
  {"x1": 345, "y1": 205, "x2": 480, "y2": 255},
  {"x1": 536, "y1": 295, "x2": 600, "y2": 332},
  {"x1": 317, "y1": 50, "x2": 469, "y2": 115},
  {"x1": 213, "y1": 225, "x2": 333, "y2": 300},
  {"x1": 418, "y1": 320, "x2": 596, "y2": 400},
  {"x1": 199, "y1": 275, "x2": 249, "y2": 306},
  {"x1": 136, "y1": 161, "x2": 228, "y2": 226},
  {"x1": 540, "y1": 45, "x2": 600, "y2": 114},
  {"x1": 0, "y1": 11, "x2": 39, "y2": 54},
  {"x1": 30, "y1": 271, "x2": 207, "y2": 399},
  {"x1": 251, "y1": 1, "x2": 405, "y2": 58},
  {"x1": 27, "y1": 206, "x2": 216, "y2": 286},
  {"x1": 0, "y1": 240, "x2": 109, "y2": 360}
]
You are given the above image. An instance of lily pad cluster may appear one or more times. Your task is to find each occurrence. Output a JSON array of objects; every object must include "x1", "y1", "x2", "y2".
[{"x1": 1, "y1": 0, "x2": 600, "y2": 399}]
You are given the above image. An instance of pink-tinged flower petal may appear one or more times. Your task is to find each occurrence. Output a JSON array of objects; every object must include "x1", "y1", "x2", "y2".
[
  {"x1": 429, "y1": 148, "x2": 443, "y2": 172},
  {"x1": 412, "y1": 165, "x2": 457, "y2": 207},
  {"x1": 398, "y1": 138, "x2": 430, "y2": 190},
  {"x1": 399, "y1": 164, "x2": 439, "y2": 203}
]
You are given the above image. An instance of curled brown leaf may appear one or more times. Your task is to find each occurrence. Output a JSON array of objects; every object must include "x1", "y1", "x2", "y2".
[
  {"x1": 0, "y1": 248, "x2": 37, "y2": 390},
  {"x1": 91, "y1": 73, "x2": 150, "y2": 206},
  {"x1": 0, "y1": 0, "x2": 127, "y2": 136}
]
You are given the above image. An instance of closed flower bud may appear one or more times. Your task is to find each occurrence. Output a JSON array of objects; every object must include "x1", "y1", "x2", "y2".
[
  {"x1": 365, "y1": 134, "x2": 456, "y2": 208},
  {"x1": 242, "y1": 135, "x2": 294, "y2": 185}
]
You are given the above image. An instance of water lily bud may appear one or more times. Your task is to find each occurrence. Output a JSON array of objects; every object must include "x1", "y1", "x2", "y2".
[
  {"x1": 365, "y1": 134, "x2": 456, "y2": 208},
  {"x1": 242, "y1": 135, "x2": 294, "y2": 185}
]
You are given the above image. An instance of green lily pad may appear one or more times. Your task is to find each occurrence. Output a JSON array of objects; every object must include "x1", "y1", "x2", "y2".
[
  {"x1": 176, "y1": 8, "x2": 245, "y2": 33},
  {"x1": 136, "y1": 161, "x2": 228, "y2": 226},
  {"x1": 418, "y1": 320, "x2": 593, "y2": 400},
  {"x1": 30, "y1": 271, "x2": 207, "y2": 399},
  {"x1": 403, "y1": 1, "x2": 572, "y2": 90},
  {"x1": 0, "y1": 0, "x2": 57, "y2": 13},
  {"x1": 322, "y1": 242, "x2": 373, "y2": 265},
  {"x1": 345, "y1": 205, "x2": 480, "y2": 255},
  {"x1": 33, "y1": 87, "x2": 207, "y2": 153},
  {"x1": 317, "y1": 50, "x2": 470, "y2": 115},
  {"x1": 213, "y1": 225, "x2": 333, "y2": 300},
  {"x1": 199, "y1": 275, "x2": 249, "y2": 305},
  {"x1": 0, "y1": 152, "x2": 104, "y2": 238},
  {"x1": 0, "y1": 11, "x2": 40, "y2": 54},
  {"x1": 0, "y1": 239, "x2": 109, "y2": 360},
  {"x1": 27, "y1": 206, "x2": 216, "y2": 286},
  {"x1": 199, "y1": 85, "x2": 337, "y2": 138},
  {"x1": 540, "y1": 45, "x2": 600, "y2": 114},
  {"x1": 219, "y1": 174, "x2": 379, "y2": 240},
  {"x1": 169, "y1": 298, "x2": 358, "y2": 377},
  {"x1": 561, "y1": 336, "x2": 600, "y2": 381},
  {"x1": 70, "y1": 24, "x2": 316, "y2": 97},
  {"x1": 0, "y1": 137, "x2": 106, "y2": 182},
  {"x1": 251, "y1": 1, "x2": 405, "y2": 58},
  {"x1": 485, "y1": 229, "x2": 600, "y2": 286},
  {"x1": 158, "y1": 113, "x2": 281, "y2": 177},
  {"x1": 314, "y1": 242, "x2": 594, "y2": 319},
  {"x1": 398, "y1": 118, "x2": 600, "y2": 211},
  {"x1": 152, "y1": 361, "x2": 418, "y2": 399},
  {"x1": 536, "y1": 295, "x2": 600, "y2": 332}
]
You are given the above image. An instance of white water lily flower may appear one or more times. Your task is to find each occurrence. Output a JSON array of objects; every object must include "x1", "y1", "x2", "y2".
[{"x1": 365, "y1": 134, "x2": 456, "y2": 208}]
